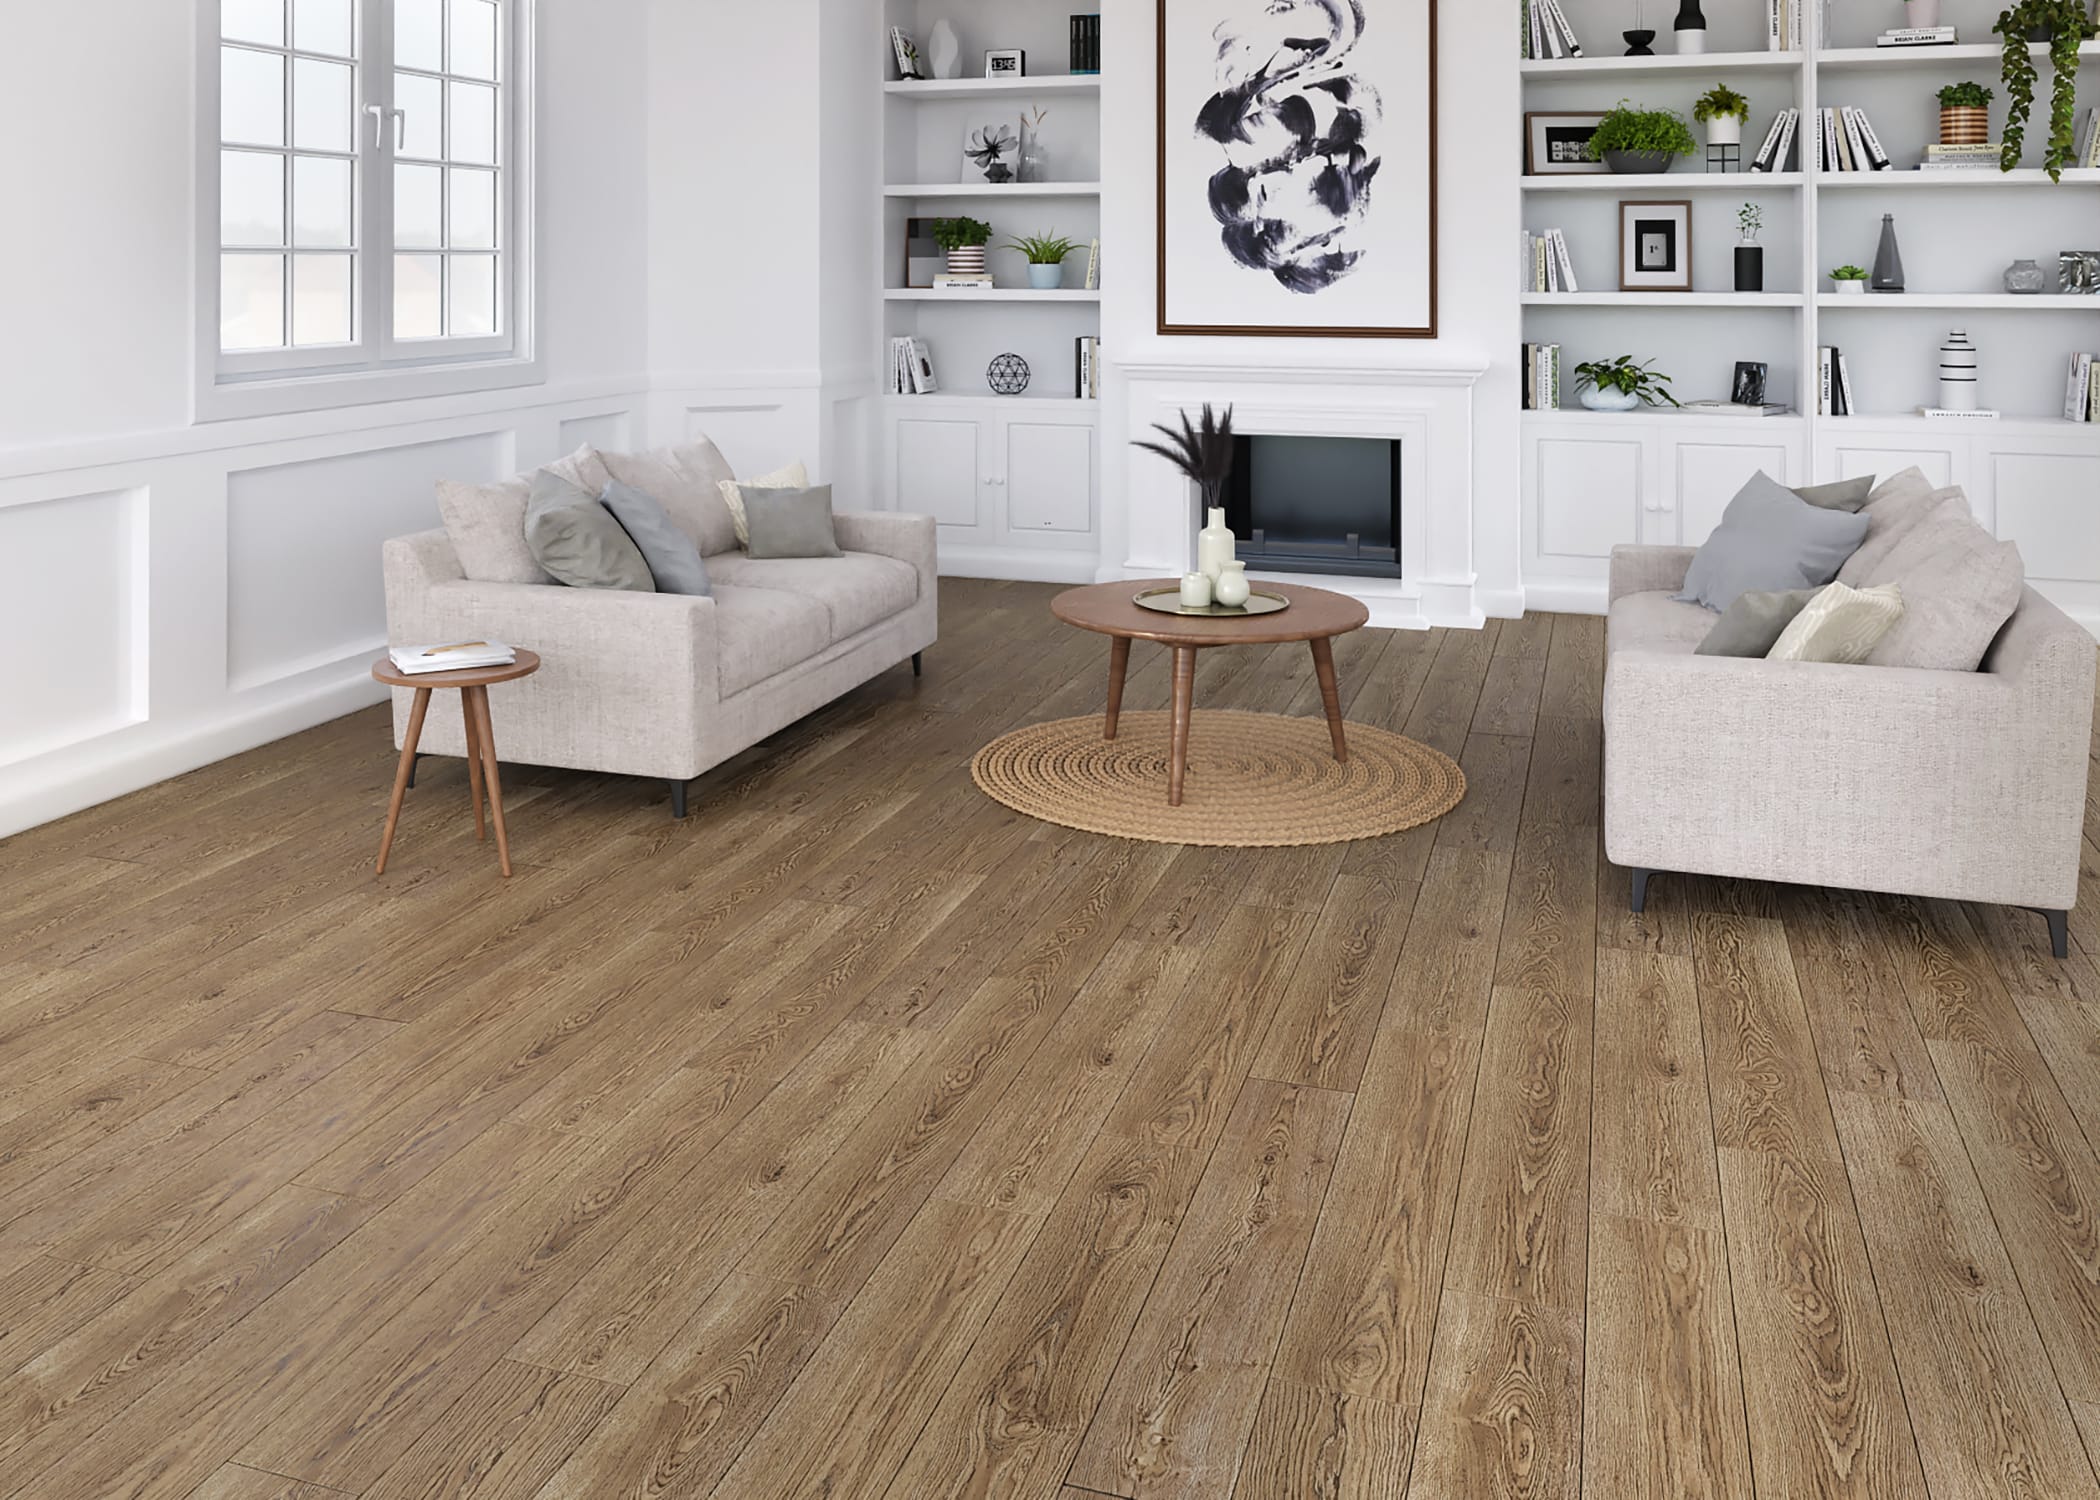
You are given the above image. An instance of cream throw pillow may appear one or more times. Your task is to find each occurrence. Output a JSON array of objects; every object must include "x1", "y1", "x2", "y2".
[
  {"x1": 719, "y1": 461, "x2": 808, "y2": 548},
  {"x1": 1767, "y1": 582, "x2": 1905, "y2": 664}
]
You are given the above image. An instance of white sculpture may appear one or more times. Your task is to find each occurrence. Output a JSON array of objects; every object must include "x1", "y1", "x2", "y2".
[{"x1": 928, "y1": 19, "x2": 961, "y2": 80}]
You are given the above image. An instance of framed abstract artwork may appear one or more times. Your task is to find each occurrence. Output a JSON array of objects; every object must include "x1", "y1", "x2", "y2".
[
  {"x1": 1157, "y1": 0, "x2": 1439, "y2": 338},
  {"x1": 1619, "y1": 200, "x2": 1693, "y2": 292},
  {"x1": 1525, "y1": 111, "x2": 1608, "y2": 176}
]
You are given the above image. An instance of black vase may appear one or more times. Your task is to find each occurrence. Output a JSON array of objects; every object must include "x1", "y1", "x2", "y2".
[
  {"x1": 1675, "y1": 0, "x2": 1708, "y2": 29},
  {"x1": 1734, "y1": 245, "x2": 1765, "y2": 292},
  {"x1": 1623, "y1": 28, "x2": 1657, "y2": 54}
]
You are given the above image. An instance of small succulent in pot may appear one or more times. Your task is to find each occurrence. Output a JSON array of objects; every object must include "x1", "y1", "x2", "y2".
[
  {"x1": 1694, "y1": 84, "x2": 1751, "y2": 147},
  {"x1": 1585, "y1": 101, "x2": 1700, "y2": 174},
  {"x1": 932, "y1": 216, "x2": 994, "y2": 277},
  {"x1": 1830, "y1": 263, "x2": 1870, "y2": 293},
  {"x1": 1573, "y1": 354, "x2": 1679, "y2": 412},
  {"x1": 1003, "y1": 230, "x2": 1083, "y2": 289}
]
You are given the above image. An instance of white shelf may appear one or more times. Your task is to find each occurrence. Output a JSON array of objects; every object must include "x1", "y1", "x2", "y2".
[
  {"x1": 1520, "y1": 51, "x2": 1804, "y2": 81},
  {"x1": 1818, "y1": 40, "x2": 2100, "y2": 72},
  {"x1": 1819, "y1": 169, "x2": 2100, "y2": 188},
  {"x1": 885, "y1": 288, "x2": 1101, "y2": 303},
  {"x1": 884, "y1": 182, "x2": 1103, "y2": 199},
  {"x1": 884, "y1": 75, "x2": 1101, "y2": 100},
  {"x1": 1523, "y1": 407, "x2": 1807, "y2": 428},
  {"x1": 1821, "y1": 413, "x2": 2093, "y2": 434},
  {"x1": 1817, "y1": 293, "x2": 2100, "y2": 310},
  {"x1": 885, "y1": 393, "x2": 1102, "y2": 414},
  {"x1": 1524, "y1": 292, "x2": 1805, "y2": 308},
  {"x1": 1524, "y1": 171, "x2": 1804, "y2": 192}
]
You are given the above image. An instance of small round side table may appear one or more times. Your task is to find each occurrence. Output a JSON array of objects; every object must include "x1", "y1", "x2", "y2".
[{"x1": 371, "y1": 649, "x2": 541, "y2": 877}]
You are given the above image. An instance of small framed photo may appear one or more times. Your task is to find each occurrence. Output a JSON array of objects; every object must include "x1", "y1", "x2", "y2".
[
  {"x1": 1620, "y1": 200, "x2": 1693, "y2": 291},
  {"x1": 985, "y1": 48, "x2": 1026, "y2": 78},
  {"x1": 1525, "y1": 111, "x2": 1607, "y2": 176},
  {"x1": 1732, "y1": 361, "x2": 1770, "y2": 406},
  {"x1": 2061, "y1": 250, "x2": 2100, "y2": 293}
]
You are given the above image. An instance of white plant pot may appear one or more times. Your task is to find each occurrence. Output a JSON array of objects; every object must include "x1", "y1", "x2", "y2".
[
  {"x1": 1831, "y1": 279, "x2": 1867, "y2": 295},
  {"x1": 1906, "y1": 0, "x2": 1942, "y2": 28},
  {"x1": 946, "y1": 247, "x2": 987, "y2": 276},
  {"x1": 1580, "y1": 387, "x2": 1643, "y2": 412},
  {"x1": 1706, "y1": 116, "x2": 1742, "y2": 147}
]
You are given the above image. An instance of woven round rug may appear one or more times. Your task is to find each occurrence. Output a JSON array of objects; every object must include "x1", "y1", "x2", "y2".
[{"x1": 971, "y1": 711, "x2": 1466, "y2": 847}]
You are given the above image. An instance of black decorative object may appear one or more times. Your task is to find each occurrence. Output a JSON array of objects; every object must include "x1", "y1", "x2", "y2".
[
  {"x1": 986, "y1": 353, "x2": 1032, "y2": 395},
  {"x1": 1705, "y1": 145, "x2": 1741, "y2": 174},
  {"x1": 1624, "y1": 28, "x2": 1658, "y2": 54},
  {"x1": 1674, "y1": 0, "x2": 1708, "y2": 52},
  {"x1": 1735, "y1": 245, "x2": 1765, "y2": 291},
  {"x1": 1132, "y1": 403, "x2": 1237, "y2": 514},
  {"x1": 1732, "y1": 361, "x2": 1769, "y2": 405},
  {"x1": 1871, "y1": 213, "x2": 1906, "y2": 292}
]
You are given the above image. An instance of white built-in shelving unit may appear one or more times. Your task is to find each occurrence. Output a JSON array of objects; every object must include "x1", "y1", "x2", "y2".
[
  {"x1": 877, "y1": 0, "x2": 1105, "y2": 581},
  {"x1": 1519, "y1": 2, "x2": 2100, "y2": 626}
]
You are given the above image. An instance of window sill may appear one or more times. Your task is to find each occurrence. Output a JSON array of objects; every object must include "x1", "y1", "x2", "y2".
[{"x1": 192, "y1": 354, "x2": 547, "y2": 425}]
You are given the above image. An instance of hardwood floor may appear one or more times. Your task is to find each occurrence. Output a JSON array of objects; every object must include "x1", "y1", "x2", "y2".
[{"x1": 1, "y1": 576, "x2": 2098, "y2": 1499}]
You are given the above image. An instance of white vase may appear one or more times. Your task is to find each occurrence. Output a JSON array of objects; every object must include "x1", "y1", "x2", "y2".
[
  {"x1": 1196, "y1": 506, "x2": 1236, "y2": 583},
  {"x1": 1179, "y1": 572, "x2": 1214, "y2": 609},
  {"x1": 1579, "y1": 386, "x2": 1642, "y2": 412},
  {"x1": 1707, "y1": 116, "x2": 1742, "y2": 147},
  {"x1": 928, "y1": 19, "x2": 961, "y2": 79},
  {"x1": 1938, "y1": 329, "x2": 1979, "y2": 411},
  {"x1": 1214, "y1": 562, "x2": 1252, "y2": 609},
  {"x1": 1832, "y1": 278, "x2": 1866, "y2": 294},
  {"x1": 1906, "y1": 0, "x2": 1941, "y2": 27}
]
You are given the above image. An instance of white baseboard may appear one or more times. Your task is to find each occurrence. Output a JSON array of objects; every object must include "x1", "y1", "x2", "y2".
[
  {"x1": 939, "y1": 546, "x2": 1102, "y2": 585},
  {"x1": 1522, "y1": 578, "x2": 1609, "y2": 617},
  {"x1": 0, "y1": 661, "x2": 386, "y2": 842}
]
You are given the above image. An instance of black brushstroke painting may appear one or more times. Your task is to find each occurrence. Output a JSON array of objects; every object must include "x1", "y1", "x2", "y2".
[{"x1": 1197, "y1": 0, "x2": 1383, "y2": 295}]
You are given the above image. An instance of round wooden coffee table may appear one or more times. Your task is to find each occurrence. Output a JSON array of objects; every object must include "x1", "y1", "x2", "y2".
[
  {"x1": 1051, "y1": 581, "x2": 1370, "y2": 806},
  {"x1": 371, "y1": 649, "x2": 541, "y2": 877}
]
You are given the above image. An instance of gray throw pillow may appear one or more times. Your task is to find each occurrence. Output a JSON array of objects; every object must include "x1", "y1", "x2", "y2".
[
  {"x1": 1858, "y1": 501, "x2": 2025, "y2": 672},
  {"x1": 1792, "y1": 475, "x2": 1875, "y2": 512},
  {"x1": 525, "y1": 470, "x2": 655, "y2": 592},
  {"x1": 600, "y1": 479, "x2": 711, "y2": 596},
  {"x1": 1676, "y1": 471, "x2": 1870, "y2": 613},
  {"x1": 742, "y1": 483, "x2": 843, "y2": 560},
  {"x1": 1695, "y1": 588, "x2": 1817, "y2": 657},
  {"x1": 1837, "y1": 469, "x2": 1964, "y2": 587}
]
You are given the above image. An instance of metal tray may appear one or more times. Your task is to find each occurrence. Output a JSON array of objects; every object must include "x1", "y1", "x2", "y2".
[{"x1": 1133, "y1": 586, "x2": 1290, "y2": 618}]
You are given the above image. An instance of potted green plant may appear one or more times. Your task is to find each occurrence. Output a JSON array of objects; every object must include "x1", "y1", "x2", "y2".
[
  {"x1": 1574, "y1": 354, "x2": 1680, "y2": 412},
  {"x1": 1585, "y1": 101, "x2": 1699, "y2": 175},
  {"x1": 1830, "y1": 264, "x2": 1870, "y2": 294},
  {"x1": 1997, "y1": 0, "x2": 2099, "y2": 179},
  {"x1": 1693, "y1": 84, "x2": 1751, "y2": 148},
  {"x1": 1936, "y1": 80, "x2": 1995, "y2": 145},
  {"x1": 931, "y1": 216, "x2": 994, "y2": 277},
  {"x1": 1003, "y1": 231, "x2": 1083, "y2": 290},
  {"x1": 1735, "y1": 201, "x2": 1765, "y2": 292}
]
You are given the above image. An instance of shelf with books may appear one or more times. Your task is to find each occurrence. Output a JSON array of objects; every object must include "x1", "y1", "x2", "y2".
[
  {"x1": 1817, "y1": 40, "x2": 2100, "y2": 72},
  {"x1": 1520, "y1": 52, "x2": 1805, "y2": 80},
  {"x1": 1815, "y1": 293, "x2": 2100, "y2": 310},
  {"x1": 882, "y1": 392, "x2": 1102, "y2": 414},
  {"x1": 884, "y1": 288, "x2": 1102, "y2": 303},
  {"x1": 1522, "y1": 172, "x2": 1805, "y2": 192},
  {"x1": 884, "y1": 182, "x2": 1104, "y2": 198},
  {"x1": 883, "y1": 75, "x2": 1101, "y2": 100},
  {"x1": 1524, "y1": 292, "x2": 1807, "y2": 307},
  {"x1": 1817, "y1": 169, "x2": 2100, "y2": 188}
]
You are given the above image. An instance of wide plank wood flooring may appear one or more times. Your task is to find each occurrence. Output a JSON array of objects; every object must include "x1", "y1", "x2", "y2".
[{"x1": 3, "y1": 576, "x2": 2099, "y2": 1499}]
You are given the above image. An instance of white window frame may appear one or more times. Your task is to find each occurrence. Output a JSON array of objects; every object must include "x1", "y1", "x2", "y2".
[{"x1": 193, "y1": 0, "x2": 540, "y2": 422}]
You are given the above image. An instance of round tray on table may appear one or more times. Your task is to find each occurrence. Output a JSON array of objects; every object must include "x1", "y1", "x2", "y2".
[{"x1": 1131, "y1": 586, "x2": 1291, "y2": 619}]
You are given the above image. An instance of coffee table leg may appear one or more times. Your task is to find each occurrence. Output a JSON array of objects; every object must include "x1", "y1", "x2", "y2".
[
  {"x1": 1104, "y1": 636, "x2": 1131, "y2": 741},
  {"x1": 1311, "y1": 637, "x2": 1348, "y2": 763},
  {"x1": 1168, "y1": 645, "x2": 1197, "y2": 807},
  {"x1": 377, "y1": 687, "x2": 431, "y2": 876},
  {"x1": 467, "y1": 686, "x2": 513, "y2": 877},
  {"x1": 461, "y1": 692, "x2": 487, "y2": 843}
]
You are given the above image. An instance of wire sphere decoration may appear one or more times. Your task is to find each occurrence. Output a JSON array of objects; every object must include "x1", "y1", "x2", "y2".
[{"x1": 986, "y1": 352, "x2": 1032, "y2": 395}]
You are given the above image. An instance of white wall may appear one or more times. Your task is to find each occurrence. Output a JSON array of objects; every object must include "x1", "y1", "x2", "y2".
[
  {"x1": 1097, "y1": 0, "x2": 1524, "y2": 614},
  {"x1": 0, "y1": 0, "x2": 655, "y2": 838}
]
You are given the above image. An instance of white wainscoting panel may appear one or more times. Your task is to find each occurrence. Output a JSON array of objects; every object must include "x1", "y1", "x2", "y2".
[
  {"x1": 1990, "y1": 452, "x2": 2100, "y2": 585},
  {"x1": 557, "y1": 410, "x2": 633, "y2": 456},
  {"x1": 0, "y1": 487, "x2": 147, "y2": 767},
  {"x1": 1670, "y1": 438, "x2": 1800, "y2": 549},
  {"x1": 1534, "y1": 435, "x2": 1645, "y2": 567},
  {"x1": 226, "y1": 432, "x2": 508, "y2": 692},
  {"x1": 894, "y1": 416, "x2": 984, "y2": 531}
]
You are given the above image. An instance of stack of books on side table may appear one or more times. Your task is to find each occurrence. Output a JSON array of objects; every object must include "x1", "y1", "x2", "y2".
[{"x1": 390, "y1": 641, "x2": 517, "y2": 675}]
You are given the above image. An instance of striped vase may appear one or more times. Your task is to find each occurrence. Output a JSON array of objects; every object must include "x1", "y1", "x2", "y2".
[
  {"x1": 1939, "y1": 106, "x2": 1990, "y2": 146},
  {"x1": 1938, "y1": 329, "x2": 1979, "y2": 412},
  {"x1": 946, "y1": 247, "x2": 987, "y2": 276}
]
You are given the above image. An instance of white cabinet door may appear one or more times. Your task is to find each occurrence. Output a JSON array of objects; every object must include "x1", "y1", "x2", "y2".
[
  {"x1": 893, "y1": 416, "x2": 984, "y2": 532},
  {"x1": 1662, "y1": 433, "x2": 1803, "y2": 548},
  {"x1": 1816, "y1": 429, "x2": 1967, "y2": 496},
  {"x1": 1978, "y1": 444, "x2": 2100, "y2": 585},
  {"x1": 1001, "y1": 418, "x2": 1096, "y2": 536},
  {"x1": 1526, "y1": 429, "x2": 1649, "y2": 582}
]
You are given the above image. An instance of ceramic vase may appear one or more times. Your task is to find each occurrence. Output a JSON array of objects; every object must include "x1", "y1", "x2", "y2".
[
  {"x1": 1735, "y1": 242, "x2": 1765, "y2": 291},
  {"x1": 1939, "y1": 105, "x2": 1990, "y2": 145},
  {"x1": 1674, "y1": 0, "x2": 1708, "y2": 52},
  {"x1": 1214, "y1": 562, "x2": 1252, "y2": 609},
  {"x1": 927, "y1": 19, "x2": 961, "y2": 79},
  {"x1": 2003, "y1": 258, "x2": 2045, "y2": 295},
  {"x1": 946, "y1": 246, "x2": 987, "y2": 276},
  {"x1": 1870, "y1": 214, "x2": 1905, "y2": 293},
  {"x1": 1707, "y1": 116, "x2": 1742, "y2": 147},
  {"x1": 1179, "y1": 572, "x2": 1213, "y2": 610},
  {"x1": 1027, "y1": 263, "x2": 1064, "y2": 289},
  {"x1": 1832, "y1": 276, "x2": 1866, "y2": 294},
  {"x1": 1938, "y1": 329, "x2": 1979, "y2": 411},
  {"x1": 1580, "y1": 386, "x2": 1643, "y2": 412},
  {"x1": 1906, "y1": 0, "x2": 1941, "y2": 27},
  {"x1": 1196, "y1": 507, "x2": 1236, "y2": 583}
]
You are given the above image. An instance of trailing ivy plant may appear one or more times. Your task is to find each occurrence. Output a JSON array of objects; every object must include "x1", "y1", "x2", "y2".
[
  {"x1": 1584, "y1": 102, "x2": 1699, "y2": 160},
  {"x1": 1996, "y1": 0, "x2": 2098, "y2": 179},
  {"x1": 1573, "y1": 355, "x2": 1680, "y2": 406},
  {"x1": 1693, "y1": 84, "x2": 1751, "y2": 123}
]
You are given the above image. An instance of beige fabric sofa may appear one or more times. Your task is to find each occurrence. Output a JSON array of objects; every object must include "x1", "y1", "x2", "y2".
[
  {"x1": 1604, "y1": 544, "x2": 2095, "y2": 955},
  {"x1": 383, "y1": 508, "x2": 937, "y2": 818}
]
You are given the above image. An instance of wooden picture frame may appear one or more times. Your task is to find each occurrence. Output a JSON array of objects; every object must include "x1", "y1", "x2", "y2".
[
  {"x1": 1156, "y1": 0, "x2": 1439, "y2": 338},
  {"x1": 1525, "y1": 111, "x2": 1608, "y2": 176},
  {"x1": 1619, "y1": 200, "x2": 1694, "y2": 292}
]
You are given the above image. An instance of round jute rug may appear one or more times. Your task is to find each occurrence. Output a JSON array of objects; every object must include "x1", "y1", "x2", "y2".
[{"x1": 971, "y1": 711, "x2": 1466, "y2": 847}]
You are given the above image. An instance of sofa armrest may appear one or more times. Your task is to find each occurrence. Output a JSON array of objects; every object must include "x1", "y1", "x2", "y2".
[
  {"x1": 835, "y1": 511, "x2": 938, "y2": 604},
  {"x1": 405, "y1": 579, "x2": 718, "y2": 676},
  {"x1": 1610, "y1": 545, "x2": 1698, "y2": 604}
]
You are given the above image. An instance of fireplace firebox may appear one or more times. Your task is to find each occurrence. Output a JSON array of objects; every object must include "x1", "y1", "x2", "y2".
[{"x1": 1222, "y1": 435, "x2": 1403, "y2": 580}]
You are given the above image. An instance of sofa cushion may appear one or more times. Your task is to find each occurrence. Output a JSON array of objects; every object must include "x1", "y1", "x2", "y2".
[
  {"x1": 597, "y1": 438, "x2": 742, "y2": 557},
  {"x1": 601, "y1": 479, "x2": 711, "y2": 596},
  {"x1": 525, "y1": 471, "x2": 655, "y2": 593},
  {"x1": 1609, "y1": 591, "x2": 1720, "y2": 658},
  {"x1": 709, "y1": 552, "x2": 919, "y2": 642},
  {"x1": 711, "y1": 585, "x2": 834, "y2": 697},
  {"x1": 1837, "y1": 467, "x2": 1964, "y2": 586},
  {"x1": 719, "y1": 460, "x2": 808, "y2": 548},
  {"x1": 434, "y1": 446, "x2": 609, "y2": 584},
  {"x1": 1792, "y1": 474, "x2": 1875, "y2": 512},
  {"x1": 1859, "y1": 501, "x2": 2025, "y2": 672},
  {"x1": 743, "y1": 484, "x2": 844, "y2": 560},
  {"x1": 1676, "y1": 471, "x2": 1869, "y2": 613},
  {"x1": 1695, "y1": 588, "x2": 1817, "y2": 657},
  {"x1": 1768, "y1": 582, "x2": 1906, "y2": 664}
]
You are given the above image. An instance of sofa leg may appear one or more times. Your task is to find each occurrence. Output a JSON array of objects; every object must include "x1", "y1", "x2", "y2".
[
  {"x1": 912, "y1": 651, "x2": 923, "y2": 678},
  {"x1": 2041, "y1": 908, "x2": 2070, "y2": 960},
  {"x1": 1631, "y1": 867, "x2": 1654, "y2": 914},
  {"x1": 669, "y1": 780, "x2": 689, "y2": 820},
  {"x1": 404, "y1": 753, "x2": 421, "y2": 790}
]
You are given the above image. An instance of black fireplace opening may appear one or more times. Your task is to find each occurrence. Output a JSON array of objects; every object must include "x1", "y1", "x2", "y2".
[{"x1": 1222, "y1": 435, "x2": 1402, "y2": 580}]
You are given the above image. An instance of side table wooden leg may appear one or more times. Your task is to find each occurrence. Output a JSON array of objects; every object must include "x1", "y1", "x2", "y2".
[
  {"x1": 1104, "y1": 636, "x2": 1131, "y2": 741},
  {"x1": 467, "y1": 686, "x2": 514, "y2": 877},
  {"x1": 377, "y1": 687, "x2": 431, "y2": 876},
  {"x1": 461, "y1": 691, "x2": 487, "y2": 843},
  {"x1": 1311, "y1": 637, "x2": 1348, "y2": 763},
  {"x1": 1168, "y1": 645, "x2": 1197, "y2": 807}
]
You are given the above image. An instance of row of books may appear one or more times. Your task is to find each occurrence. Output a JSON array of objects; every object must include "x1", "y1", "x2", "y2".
[
  {"x1": 1917, "y1": 142, "x2": 2005, "y2": 173},
  {"x1": 1521, "y1": 229, "x2": 1580, "y2": 294},
  {"x1": 1815, "y1": 346, "x2": 1860, "y2": 416},
  {"x1": 1815, "y1": 107, "x2": 1894, "y2": 172},
  {"x1": 1069, "y1": 14, "x2": 1101, "y2": 75},
  {"x1": 889, "y1": 336, "x2": 938, "y2": 395},
  {"x1": 1764, "y1": 0, "x2": 1806, "y2": 51},
  {"x1": 1074, "y1": 337, "x2": 1101, "y2": 399},
  {"x1": 389, "y1": 641, "x2": 516, "y2": 675},
  {"x1": 1749, "y1": 109, "x2": 1805, "y2": 173},
  {"x1": 1522, "y1": 343, "x2": 1563, "y2": 412},
  {"x1": 1878, "y1": 24, "x2": 1959, "y2": 47},
  {"x1": 1520, "y1": 0, "x2": 1583, "y2": 60},
  {"x1": 2067, "y1": 355, "x2": 2100, "y2": 422}
]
